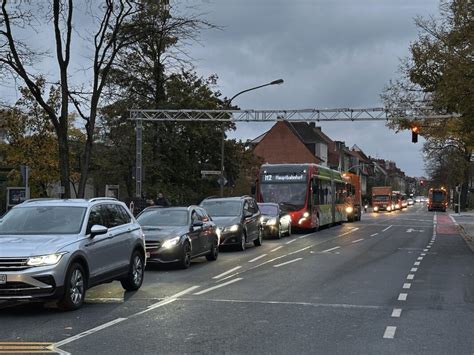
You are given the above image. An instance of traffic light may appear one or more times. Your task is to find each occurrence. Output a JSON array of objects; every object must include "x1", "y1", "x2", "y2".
[{"x1": 411, "y1": 126, "x2": 419, "y2": 143}]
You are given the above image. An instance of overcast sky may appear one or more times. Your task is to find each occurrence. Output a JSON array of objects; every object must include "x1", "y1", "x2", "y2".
[{"x1": 184, "y1": 0, "x2": 441, "y2": 177}]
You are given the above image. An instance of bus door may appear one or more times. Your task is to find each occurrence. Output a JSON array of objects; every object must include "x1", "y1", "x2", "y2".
[{"x1": 310, "y1": 177, "x2": 318, "y2": 228}]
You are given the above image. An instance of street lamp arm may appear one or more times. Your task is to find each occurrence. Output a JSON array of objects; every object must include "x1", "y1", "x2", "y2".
[{"x1": 227, "y1": 79, "x2": 284, "y2": 106}]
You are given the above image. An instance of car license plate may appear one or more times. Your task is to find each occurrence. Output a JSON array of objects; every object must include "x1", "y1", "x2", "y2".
[
  {"x1": 0, "y1": 274, "x2": 6, "y2": 285},
  {"x1": 146, "y1": 252, "x2": 150, "y2": 258}
]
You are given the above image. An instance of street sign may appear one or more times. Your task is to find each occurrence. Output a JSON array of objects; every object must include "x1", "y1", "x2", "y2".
[
  {"x1": 217, "y1": 176, "x2": 228, "y2": 187},
  {"x1": 201, "y1": 170, "x2": 221, "y2": 175}
]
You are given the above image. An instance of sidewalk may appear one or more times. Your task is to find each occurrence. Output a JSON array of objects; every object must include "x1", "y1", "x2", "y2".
[{"x1": 448, "y1": 209, "x2": 474, "y2": 252}]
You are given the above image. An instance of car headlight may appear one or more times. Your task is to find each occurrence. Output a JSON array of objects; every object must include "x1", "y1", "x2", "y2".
[
  {"x1": 27, "y1": 253, "x2": 66, "y2": 267},
  {"x1": 387, "y1": 206, "x2": 391, "y2": 211},
  {"x1": 162, "y1": 236, "x2": 181, "y2": 249},
  {"x1": 395, "y1": 204, "x2": 400, "y2": 209},
  {"x1": 224, "y1": 224, "x2": 239, "y2": 233},
  {"x1": 345, "y1": 206, "x2": 354, "y2": 214},
  {"x1": 374, "y1": 206, "x2": 378, "y2": 211},
  {"x1": 266, "y1": 217, "x2": 277, "y2": 226},
  {"x1": 303, "y1": 212, "x2": 310, "y2": 218}
]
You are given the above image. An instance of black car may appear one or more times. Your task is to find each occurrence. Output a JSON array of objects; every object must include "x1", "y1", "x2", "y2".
[
  {"x1": 136, "y1": 206, "x2": 219, "y2": 269},
  {"x1": 258, "y1": 202, "x2": 292, "y2": 239},
  {"x1": 200, "y1": 196, "x2": 262, "y2": 251}
]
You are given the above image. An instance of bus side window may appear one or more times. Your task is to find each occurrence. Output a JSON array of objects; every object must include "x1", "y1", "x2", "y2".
[{"x1": 312, "y1": 178, "x2": 318, "y2": 207}]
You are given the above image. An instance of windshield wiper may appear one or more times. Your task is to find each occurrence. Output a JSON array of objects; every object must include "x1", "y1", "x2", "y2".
[{"x1": 141, "y1": 226, "x2": 162, "y2": 230}]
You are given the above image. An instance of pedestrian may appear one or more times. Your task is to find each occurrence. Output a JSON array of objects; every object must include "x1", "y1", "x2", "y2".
[{"x1": 155, "y1": 192, "x2": 170, "y2": 207}]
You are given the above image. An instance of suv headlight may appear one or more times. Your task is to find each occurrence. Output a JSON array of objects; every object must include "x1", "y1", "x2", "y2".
[
  {"x1": 27, "y1": 253, "x2": 66, "y2": 267},
  {"x1": 224, "y1": 224, "x2": 239, "y2": 233},
  {"x1": 162, "y1": 236, "x2": 181, "y2": 249},
  {"x1": 266, "y1": 218, "x2": 277, "y2": 226}
]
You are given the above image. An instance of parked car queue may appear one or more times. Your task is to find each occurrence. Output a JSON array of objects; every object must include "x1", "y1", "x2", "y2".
[{"x1": 0, "y1": 195, "x2": 294, "y2": 311}]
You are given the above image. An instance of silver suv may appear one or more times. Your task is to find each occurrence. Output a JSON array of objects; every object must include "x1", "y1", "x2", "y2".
[{"x1": 0, "y1": 198, "x2": 146, "y2": 311}]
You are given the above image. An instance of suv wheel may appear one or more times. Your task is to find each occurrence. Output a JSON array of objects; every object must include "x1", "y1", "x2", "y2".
[
  {"x1": 238, "y1": 232, "x2": 246, "y2": 251},
  {"x1": 179, "y1": 242, "x2": 192, "y2": 269},
  {"x1": 254, "y1": 229, "x2": 263, "y2": 246},
  {"x1": 58, "y1": 263, "x2": 86, "y2": 311},
  {"x1": 206, "y1": 240, "x2": 219, "y2": 261},
  {"x1": 121, "y1": 250, "x2": 144, "y2": 291}
]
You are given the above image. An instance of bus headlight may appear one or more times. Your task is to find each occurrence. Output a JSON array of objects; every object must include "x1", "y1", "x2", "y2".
[
  {"x1": 345, "y1": 206, "x2": 353, "y2": 214},
  {"x1": 387, "y1": 206, "x2": 391, "y2": 211},
  {"x1": 373, "y1": 206, "x2": 378, "y2": 212}
]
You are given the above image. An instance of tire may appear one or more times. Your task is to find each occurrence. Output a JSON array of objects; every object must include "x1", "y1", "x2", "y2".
[
  {"x1": 286, "y1": 224, "x2": 292, "y2": 237},
  {"x1": 178, "y1": 242, "x2": 192, "y2": 269},
  {"x1": 238, "y1": 232, "x2": 247, "y2": 251},
  {"x1": 276, "y1": 224, "x2": 282, "y2": 239},
  {"x1": 121, "y1": 250, "x2": 145, "y2": 291},
  {"x1": 206, "y1": 240, "x2": 219, "y2": 261},
  {"x1": 254, "y1": 229, "x2": 263, "y2": 247},
  {"x1": 58, "y1": 263, "x2": 86, "y2": 311}
]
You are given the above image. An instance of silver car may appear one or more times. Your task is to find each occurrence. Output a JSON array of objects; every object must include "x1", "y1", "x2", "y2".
[{"x1": 0, "y1": 198, "x2": 146, "y2": 311}]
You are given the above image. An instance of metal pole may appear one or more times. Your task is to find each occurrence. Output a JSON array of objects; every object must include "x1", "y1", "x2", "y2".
[
  {"x1": 458, "y1": 186, "x2": 461, "y2": 215},
  {"x1": 136, "y1": 119, "x2": 143, "y2": 197},
  {"x1": 220, "y1": 126, "x2": 225, "y2": 197}
]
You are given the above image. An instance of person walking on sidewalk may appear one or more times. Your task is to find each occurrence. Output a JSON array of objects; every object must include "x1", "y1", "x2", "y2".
[{"x1": 155, "y1": 192, "x2": 170, "y2": 207}]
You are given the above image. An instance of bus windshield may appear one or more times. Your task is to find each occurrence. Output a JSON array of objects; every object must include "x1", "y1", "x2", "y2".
[
  {"x1": 432, "y1": 191, "x2": 446, "y2": 202},
  {"x1": 260, "y1": 183, "x2": 306, "y2": 210},
  {"x1": 373, "y1": 195, "x2": 390, "y2": 201}
]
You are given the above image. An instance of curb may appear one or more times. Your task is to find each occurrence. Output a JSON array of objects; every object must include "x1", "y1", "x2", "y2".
[{"x1": 458, "y1": 225, "x2": 474, "y2": 253}]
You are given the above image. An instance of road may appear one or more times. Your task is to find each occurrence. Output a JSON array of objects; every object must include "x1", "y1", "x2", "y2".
[{"x1": 1, "y1": 203, "x2": 473, "y2": 354}]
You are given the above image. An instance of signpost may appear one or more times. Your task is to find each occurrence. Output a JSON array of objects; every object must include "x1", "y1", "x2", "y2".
[{"x1": 6, "y1": 187, "x2": 28, "y2": 211}]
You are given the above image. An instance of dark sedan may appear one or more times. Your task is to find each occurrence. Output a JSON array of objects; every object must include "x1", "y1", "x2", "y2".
[
  {"x1": 136, "y1": 206, "x2": 219, "y2": 269},
  {"x1": 258, "y1": 203, "x2": 292, "y2": 239}
]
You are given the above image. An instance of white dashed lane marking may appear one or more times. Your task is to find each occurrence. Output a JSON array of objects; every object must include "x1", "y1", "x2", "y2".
[
  {"x1": 391, "y1": 309, "x2": 402, "y2": 318},
  {"x1": 285, "y1": 239, "x2": 297, "y2": 245},
  {"x1": 370, "y1": 233, "x2": 378, "y2": 237},
  {"x1": 248, "y1": 254, "x2": 267, "y2": 263},
  {"x1": 398, "y1": 293, "x2": 408, "y2": 301},
  {"x1": 382, "y1": 225, "x2": 393, "y2": 232},
  {"x1": 352, "y1": 238, "x2": 364, "y2": 243},
  {"x1": 407, "y1": 274, "x2": 415, "y2": 280},
  {"x1": 414, "y1": 261, "x2": 421, "y2": 266},
  {"x1": 273, "y1": 258, "x2": 303, "y2": 268},
  {"x1": 383, "y1": 326, "x2": 397, "y2": 339},
  {"x1": 322, "y1": 246, "x2": 341, "y2": 253},
  {"x1": 212, "y1": 266, "x2": 242, "y2": 279},
  {"x1": 403, "y1": 283, "x2": 411, "y2": 289},
  {"x1": 270, "y1": 246, "x2": 283, "y2": 252}
]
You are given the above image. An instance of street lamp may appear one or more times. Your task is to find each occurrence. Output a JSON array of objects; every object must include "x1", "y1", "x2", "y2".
[{"x1": 219, "y1": 78, "x2": 284, "y2": 197}]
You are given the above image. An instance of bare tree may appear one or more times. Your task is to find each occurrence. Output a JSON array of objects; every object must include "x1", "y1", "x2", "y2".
[{"x1": 0, "y1": 0, "x2": 139, "y2": 197}]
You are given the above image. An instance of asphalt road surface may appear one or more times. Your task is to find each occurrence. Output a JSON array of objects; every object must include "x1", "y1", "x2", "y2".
[{"x1": 1, "y1": 203, "x2": 473, "y2": 354}]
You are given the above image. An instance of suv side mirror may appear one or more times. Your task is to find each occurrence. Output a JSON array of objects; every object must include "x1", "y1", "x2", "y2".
[
  {"x1": 192, "y1": 220, "x2": 204, "y2": 229},
  {"x1": 90, "y1": 224, "x2": 108, "y2": 237}
]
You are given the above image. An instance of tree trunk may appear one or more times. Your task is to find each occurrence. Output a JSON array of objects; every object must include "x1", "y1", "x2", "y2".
[
  {"x1": 57, "y1": 125, "x2": 71, "y2": 198},
  {"x1": 78, "y1": 135, "x2": 93, "y2": 198},
  {"x1": 460, "y1": 150, "x2": 471, "y2": 210}
]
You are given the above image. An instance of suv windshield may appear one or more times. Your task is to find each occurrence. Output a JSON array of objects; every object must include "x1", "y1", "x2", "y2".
[
  {"x1": 137, "y1": 209, "x2": 188, "y2": 227},
  {"x1": 258, "y1": 204, "x2": 278, "y2": 216},
  {"x1": 201, "y1": 200, "x2": 242, "y2": 217},
  {"x1": 0, "y1": 206, "x2": 86, "y2": 235}
]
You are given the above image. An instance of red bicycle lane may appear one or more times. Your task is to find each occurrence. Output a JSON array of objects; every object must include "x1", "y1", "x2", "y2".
[{"x1": 436, "y1": 213, "x2": 458, "y2": 234}]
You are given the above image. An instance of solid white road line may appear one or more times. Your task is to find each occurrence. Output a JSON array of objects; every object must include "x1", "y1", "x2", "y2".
[
  {"x1": 352, "y1": 238, "x2": 364, "y2": 243},
  {"x1": 383, "y1": 326, "x2": 397, "y2": 339},
  {"x1": 288, "y1": 246, "x2": 312, "y2": 255},
  {"x1": 270, "y1": 246, "x2": 283, "y2": 252},
  {"x1": 414, "y1": 261, "x2": 421, "y2": 266},
  {"x1": 370, "y1": 233, "x2": 378, "y2": 237},
  {"x1": 55, "y1": 318, "x2": 128, "y2": 347},
  {"x1": 194, "y1": 278, "x2": 243, "y2": 296},
  {"x1": 382, "y1": 225, "x2": 393, "y2": 232},
  {"x1": 212, "y1": 266, "x2": 242, "y2": 279},
  {"x1": 322, "y1": 246, "x2": 341, "y2": 253},
  {"x1": 403, "y1": 283, "x2": 411, "y2": 289},
  {"x1": 407, "y1": 274, "x2": 415, "y2": 280},
  {"x1": 411, "y1": 268, "x2": 418, "y2": 272},
  {"x1": 248, "y1": 254, "x2": 267, "y2": 263},
  {"x1": 273, "y1": 258, "x2": 303, "y2": 268},
  {"x1": 391, "y1": 308, "x2": 402, "y2": 318},
  {"x1": 398, "y1": 293, "x2": 408, "y2": 301},
  {"x1": 285, "y1": 239, "x2": 297, "y2": 245}
]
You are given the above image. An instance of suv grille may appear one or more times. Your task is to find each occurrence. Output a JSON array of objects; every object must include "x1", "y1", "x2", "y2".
[
  {"x1": 0, "y1": 258, "x2": 31, "y2": 272},
  {"x1": 145, "y1": 240, "x2": 161, "y2": 251}
]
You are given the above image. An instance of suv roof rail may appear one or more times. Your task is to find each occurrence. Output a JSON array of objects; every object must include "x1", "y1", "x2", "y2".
[
  {"x1": 23, "y1": 198, "x2": 55, "y2": 203},
  {"x1": 202, "y1": 195, "x2": 221, "y2": 200},
  {"x1": 89, "y1": 197, "x2": 118, "y2": 202}
]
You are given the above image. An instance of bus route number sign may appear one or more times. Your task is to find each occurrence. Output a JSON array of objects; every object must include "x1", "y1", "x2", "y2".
[{"x1": 263, "y1": 174, "x2": 305, "y2": 182}]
